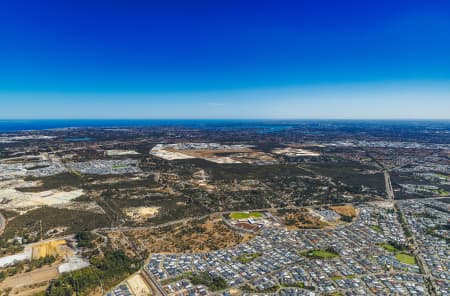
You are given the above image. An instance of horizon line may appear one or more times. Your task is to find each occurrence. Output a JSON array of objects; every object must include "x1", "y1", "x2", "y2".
[{"x1": 1, "y1": 118, "x2": 450, "y2": 121}]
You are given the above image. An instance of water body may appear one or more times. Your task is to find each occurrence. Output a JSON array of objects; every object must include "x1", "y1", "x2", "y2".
[
  {"x1": 0, "y1": 119, "x2": 448, "y2": 133},
  {"x1": 64, "y1": 137, "x2": 96, "y2": 142},
  {"x1": 0, "y1": 119, "x2": 180, "y2": 132},
  {"x1": 0, "y1": 119, "x2": 294, "y2": 133}
]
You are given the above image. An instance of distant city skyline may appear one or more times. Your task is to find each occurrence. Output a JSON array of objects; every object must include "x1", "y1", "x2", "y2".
[{"x1": 1, "y1": 1, "x2": 449, "y2": 119}]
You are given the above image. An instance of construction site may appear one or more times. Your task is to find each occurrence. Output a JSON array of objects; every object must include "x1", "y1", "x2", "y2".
[{"x1": 0, "y1": 238, "x2": 89, "y2": 296}]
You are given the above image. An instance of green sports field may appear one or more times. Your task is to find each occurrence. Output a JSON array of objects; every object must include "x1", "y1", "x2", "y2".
[{"x1": 229, "y1": 212, "x2": 263, "y2": 220}]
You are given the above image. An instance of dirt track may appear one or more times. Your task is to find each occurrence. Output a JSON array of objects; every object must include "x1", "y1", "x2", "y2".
[{"x1": 0, "y1": 263, "x2": 59, "y2": 294}]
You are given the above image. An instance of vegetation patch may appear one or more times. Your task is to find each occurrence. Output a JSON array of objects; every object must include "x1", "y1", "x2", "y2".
[
  {"x1": 46, "y1": 250, "x2": 141, "y2": 296},
  {"x1": 22, "y1": 173, "x2": 83, "y2": 192},
  {"x1": 280, "y1": 282, "x2": 305, "y2": 289},
  {"x1": 159, "y1": 272, "x2": 193, "y2": 286},
  {"x1": 0, "y1": 254, "x2": 57, "y2": 284},
  {"x1": 75, "y1": 231, "x2": 96, "y2": 248},
  {"x1": 188, "y1": 272, "x2": 228, "y2": 291},
  {"x1": 370, "y1": 225, "x2": 382, "y2": 233},
  {"x1": 29, "y1": 255, "x2": 57, "y2": 270},
  {"x1": 278, "y1": 208, "x2": 328, "y2": 229},
  {"x1": 378, "y1": 241, "x2": 406, "y2": 253},
  {"x1": 378, "y1": 243, "x2": 399, "y2": 252},
  {"x1": 303, "y1": 161, "x2": 385, "y2": 194},
  {"x1": 0, "y1": 209, "x2": 18, "y2": 219},
  {"x1": 330, "y1": 205, "x2": 357, "y2": 217},
  {"x1": 125, "y1": 217, "x2": 254, "y2": 254},
  {"x1": 300, "y1": 248, "x2": 339, "y2": 259},
  {"x1": 112, "y1": 164, "x2": 127, "y2": 169},
  {"x1": 431, "y1": 189, "x2": 449, "y2": 196},
  {"x1": 378, "y1": 242, "x2": 415, "y2": 265},
  {"x1": 235, "y1": 253, "x2": 261, "y2": 264},
  {"x1": 251, "y1": 285, "x2": 280, "y2": 293},
  {"x1": 426, "y1": 227, "x2": 450, "y2": 243},
  {"x1": 331, "y1": 275, "x2": 356, "y2": 281},
  {"x1": 340, "y1": 215, "x2": 353, "y2": 222},
  {"x1": 2, "y1": 207, "x2": 110, "y2": 241}
]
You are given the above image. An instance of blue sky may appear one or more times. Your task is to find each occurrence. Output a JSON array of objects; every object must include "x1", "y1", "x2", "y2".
[{"x1": 0, "y1": 0, "x2": 449, "y2": 119}]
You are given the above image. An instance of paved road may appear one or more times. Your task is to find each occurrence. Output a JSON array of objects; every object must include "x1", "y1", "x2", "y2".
[
  {"x1": 141, "y1": 270, "x2": 167, "y2": 296},
  {"x1": 94, "y1": 204, "x2": 343, "y2": 234},
  {"x1": 384, "y1": 170, "x2": 395, "y2": 201},
  {"x1": 0, "y1": 213, "x2": 6, "y2": 236},
  {"x1": 400, "y1": 210, "x2": 438, "y2": 295},
  {"x1": 93, "y1": 204, "x2": 314, "y2": 233},
  {"x1": 394, "y1": 200, "x2": 438, "y2": 295}
]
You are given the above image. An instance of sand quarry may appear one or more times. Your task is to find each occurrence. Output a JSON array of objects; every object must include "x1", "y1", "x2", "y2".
[
  {"x1": 31, "y1": 239, "x2": 72, "y2": 259},
  {"x1": 0, "y1": 239, "x2": 72, "y2": 269},
  {"x1": 105, "y1": 150, "x2": 140, "y2": 156},
  {"x1": 124, "y1": 207, "x2": 161, "y2": 223},
  {"x1": 125, "y1": 273, "x2": 152, "y2": 296},
  {"x1": 150, "y1": 143, "x2": 276, "y2": 164},
  {"x1": 0, "y1": 182, "x2": 84, "y2": 211},
  {"x1": 272, "y1": 147, "x2": 320, "y2": 157}
]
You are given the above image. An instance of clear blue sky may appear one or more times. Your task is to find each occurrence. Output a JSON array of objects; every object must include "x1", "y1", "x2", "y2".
[{"x1": 0, "y1": 0, "x2": 449, "y2": 119}]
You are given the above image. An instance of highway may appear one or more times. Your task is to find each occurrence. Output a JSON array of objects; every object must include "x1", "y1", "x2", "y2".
[
  {"x1": 389, "y1": 177, "x2": 438, "y2": 295},
  {"x1": 395, "y1": 205, "x2": 438, "y2": 295},
  {"x1": 384, "y1": 170, "x2": 395, "y2": 201}
]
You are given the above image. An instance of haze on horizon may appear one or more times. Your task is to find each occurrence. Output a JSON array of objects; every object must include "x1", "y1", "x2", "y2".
[{"x1": 0, "y1": 0, "x2": 449, "y2": 119}]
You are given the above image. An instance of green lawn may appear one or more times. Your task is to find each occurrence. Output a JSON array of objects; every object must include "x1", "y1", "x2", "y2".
[
  {"x1": 331, "y1": 275, "x2": 356, "y2": 281},
  {"x1": 301, "y1": 249, "x2": 339, "y2": 259},
  {"x1": 379, "y1": 243, "x2": 399, "y2": 252},
  {"x1": 432, "y1": 189, "x2": 449, "y2": 196},
  {"x1": 396, "y1": 253, "x2": 416, "y2": 265},
  {"x1": 112, "y1": 164, "x2": 127, "y2": 169},
  {"x1": 229, "y1": 212, "x2": 263, "y2": 220},
  {"x1": 280, "y1": 282, "x2": 305, "y2": 289},
  {"x1": 235, "y1": 253, "x2": 262, "y2": 264},
  {"x1": 370, "y1": 225, "x2": 382, "y2": 233},
  {"x1": 312, "y1": 250, "x2": 339, "y2": 259}
]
